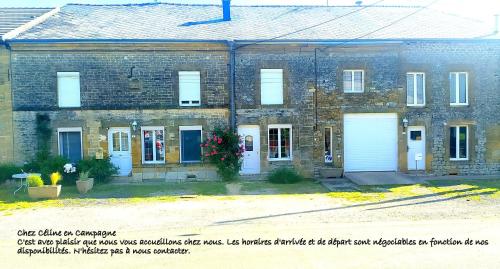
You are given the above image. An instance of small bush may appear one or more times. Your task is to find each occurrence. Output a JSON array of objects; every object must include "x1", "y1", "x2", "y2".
[
  {"x1": 0, "y1": 163, "x2": 22, "y2": 184},
  {"x1": 78, "y1": 157, "x2": 117, "y2": 184},
  {"x1": 50, "y1": 172, "x2": 62, "y2": 185},
  {"x1": 24, "y1": 152, "x2": 72, "y2": 185},
  {"x1": 27, "y1": 174, "x2": 44, "y2": 187},
  {"x1": 267, "y1": 167, "x2": 304, "y2": 184}
]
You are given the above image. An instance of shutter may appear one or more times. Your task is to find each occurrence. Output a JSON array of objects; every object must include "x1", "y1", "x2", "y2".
[
  {"x1": 179, "y1": 71, "x2": 201, "y2": 106},
  {"x1": 261, "y1": 69, "x2": 283, "y2": 105},
  {"x1": 57, "y1": 72, "x2": 81, "y2": 107}
]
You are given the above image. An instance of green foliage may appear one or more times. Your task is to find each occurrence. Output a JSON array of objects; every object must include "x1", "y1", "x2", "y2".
[
  {"x1": 35, "y1": 113, "x2": 52, "y2": 152},
  {"x1": 201, "y1": 127, "x2": 244, "y2": 181},
  {"x1": 27, "y1": 174, "x2": 44, "y2": 187},
  {"x1": 0, "y1": 163, "x2": 22, "y2": 184},
  {"x1": 23, "y1": 152, "x2": 76, "y2": 186},
  {"x1": 267, "y1": 167, "x2": 304, "y2": 184},
  {"x1": 78, "y1": 157, "x2": 118, "y2": 184},
  {"x1": 79, "y1": 170, "x2": 91, "y2": 181}
]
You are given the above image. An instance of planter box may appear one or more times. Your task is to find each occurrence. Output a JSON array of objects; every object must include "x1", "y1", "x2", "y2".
[
  {"x1": 76, "y1": 178, "x2": 94, "y2": 194},
  {"x1": 28, "y1": 185, "x2": 61, "y2": 199},
  {"x1": 319, "y1": 168, "x2": 343, "y2": 178}
]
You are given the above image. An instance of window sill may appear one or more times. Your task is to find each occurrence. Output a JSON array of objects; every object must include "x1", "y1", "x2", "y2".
[
  {"x1": 142, "y1": 162, "x2": 166, "y2": 165},
  {"x1": 407, "y1": 104, "x2": 426, "y2": 107},
  {"x1": 343, "y1": 91, "x2": 364, "y2": 94},
  {"x1": 179, "y1": 104, "x2": 201, "y2": 107},
  {"x1": 450, "y1": 158, "x2": 469, "y2": 161},
  {"x1": 268, "y1": 158, "x2": 292, "y2": 162},
  {"x1": 450, "y1": 104, "x2": 468, "y2": 107}
]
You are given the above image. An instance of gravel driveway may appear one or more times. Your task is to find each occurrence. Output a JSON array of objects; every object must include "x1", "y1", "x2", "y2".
[{"x1": 1, "y1": 193, "x2": 499, "y2": 269}]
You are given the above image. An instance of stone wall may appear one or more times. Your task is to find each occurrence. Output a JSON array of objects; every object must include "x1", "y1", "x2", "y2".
[{"x1": 0, "y1": 46, "x2": 14, "y2": 163}]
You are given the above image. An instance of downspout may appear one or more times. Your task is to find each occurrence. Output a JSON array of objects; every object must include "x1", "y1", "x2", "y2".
[
  {"x1": 228, "y1": 41, "x2": 236, "y2": 130},
  {"x1": 314, "y1": 48, "x2": 318, "y2": 131}
]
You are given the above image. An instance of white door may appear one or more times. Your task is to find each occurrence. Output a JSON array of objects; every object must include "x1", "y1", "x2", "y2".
[
  {"x1": 344, "y1": 113, "x2": 398, "y2": 172},
  {"x1": 407, "y1": 126, "x2": 426, "y2": 170},
  {"x1": 238, "y1": 125, "x2": 260, "y2": 174},
  {"x1": 108, "y1": 127, "x2": 132, "y2": 176}
]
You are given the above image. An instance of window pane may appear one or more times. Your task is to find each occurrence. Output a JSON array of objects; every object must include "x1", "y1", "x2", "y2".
[
  {"x1": 450, "y1": 73, "x2": 457, "y2": 103},
  {"x1": 459, "y1": 73, "x2": 467, "y2": 104},
  {"x1": 181, "y1": 130, "x2": 201, "y2": 162},
  {"x1": 120, "y1": 132, "x2": 129, "y2": 151},
  {"x1": 343, "y1": 71, "x2": 352, "y2": 92},
  {"x1": 459, "y1": 127, "x2": 467, "y2": 159},
  {"x1": 280, "y1": 128, "x2": 291, "y2": 158},
  {"x1": 406, "y1": 74, "x2": 414, "y2": 104},
  {"x1": 268, "y1": 128, "x2": 279, "y2": 159},
  {"x1": 353, "y1": 71, "x2": 363, "y2": 92},
  {"x1": 112, "y1": 132, "x2": 120, "y2": 151},
  {"x1": 143, "y1": 130, "x2": 153, "y2": 161},
  {"x1": 324, "y1": 128, "x2": 332, "y2": 163},
  {"x1": 450, "y1": 127, "x2": 456, "y2": 158},
  {"x1": 59, "y1": 132, "x2": 82, "y2": 163},
  {"x1": 155, "y1": 130, "x2": 165, "y2": 161},
  {"x1": 245, "y1": 135, "x2": 253, "y2": 152},
  {"x1": 416, "y1": 74, "x2": 424, "y2": 104},
  {"x1": 410, "y1": 131, "x2": 422, "y2": 141}
]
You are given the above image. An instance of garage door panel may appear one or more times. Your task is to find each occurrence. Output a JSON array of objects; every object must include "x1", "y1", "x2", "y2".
[{"x1": 344, "y1": 113, "x2": 397, "y2": 172}]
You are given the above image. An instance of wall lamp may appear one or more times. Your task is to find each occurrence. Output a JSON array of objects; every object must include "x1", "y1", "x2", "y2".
[
  {"x1": 132, "y1": 120, "x2": 138, "y2": 132},
  {"x1": 402, "y1": 118, "x2": 409, "y2": 128}
]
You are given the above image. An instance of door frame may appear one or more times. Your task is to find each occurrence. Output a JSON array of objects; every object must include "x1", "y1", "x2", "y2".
[
  {"x1": 107, "y1": 127, "x2": 132, "y2": 176},
  {"x1": 238, "y1": 125, "x2": 261, "y2": 175},
  {"x1": 407, "y1": 126, "x2": 426, "y2": 170}
]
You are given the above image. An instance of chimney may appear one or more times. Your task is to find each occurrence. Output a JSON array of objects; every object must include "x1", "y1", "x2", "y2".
[
  {"x1": 222, "y1": 0, "x2": 231, "y2": 21},
  {"x1": 355, "y1": 1, "x2": 363, "y2": 6}
]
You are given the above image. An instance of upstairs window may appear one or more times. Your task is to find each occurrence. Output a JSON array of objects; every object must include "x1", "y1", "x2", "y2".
[
  {"x1": 450, "y1": 72, "x2": 468, "y2": 105},
  {"x1": 407, "y1": 72, "x2": 425, "y2": 106},
  {"x1": 343, "y1": 70, "x2": 364, "y2": 93},
  {"x1": 57, "y1": 72, "x2": 81, "y2": 107},
  {"x1": 141, "y1": 127, "x2": 165, "y2": 164},
  {"x1": 450, "y1": 126, "x2": 468, "y2": 160},
  {"x1": 179, "y1": 71, "x2": 201, "y2": 106},
  {"x1": 261, "y1": 69, "x2": 283, "y2": 105},
  {"x1": 268, "y1": 124, "x2": 292, "y2": 160}
]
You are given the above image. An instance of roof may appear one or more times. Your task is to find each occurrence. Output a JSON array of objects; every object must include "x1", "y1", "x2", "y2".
[
  {"x1": 10, "y1": 3, "x2": 497, "y2": 42},
  {"x1": 0, "y1": 8, "x2": 53, "y2": 37}
]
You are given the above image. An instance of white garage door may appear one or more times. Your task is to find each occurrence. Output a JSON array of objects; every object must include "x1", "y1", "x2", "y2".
[{"x1": 344, "y1": 113, "x2": 398, "y2": 172}]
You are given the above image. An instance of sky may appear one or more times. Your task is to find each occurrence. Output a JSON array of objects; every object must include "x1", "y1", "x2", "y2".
[{"x1": 0, "y1": 0, "x2": 499, "y2": 24}]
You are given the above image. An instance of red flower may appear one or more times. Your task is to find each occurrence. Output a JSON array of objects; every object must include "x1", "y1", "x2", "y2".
[{"x1": 220, "y1": 157, "x2": 225, "y2": 161}]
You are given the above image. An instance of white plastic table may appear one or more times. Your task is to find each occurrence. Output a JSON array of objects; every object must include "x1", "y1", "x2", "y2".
[{"x1": 12, "y1": 173, "x2": 41, "y2": 195}]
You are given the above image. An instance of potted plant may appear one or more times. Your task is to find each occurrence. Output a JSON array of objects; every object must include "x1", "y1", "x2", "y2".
[
  {"x1": 27, "y1": 172, "x2": 62, "y2": 199},
  {"x1": 76, "y1": 170, "x2": 94, "y2": 194}
]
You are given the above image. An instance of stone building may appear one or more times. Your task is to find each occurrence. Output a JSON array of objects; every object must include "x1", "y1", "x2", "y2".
[{"x1": 3, "y1": 3, "x2": 499, "y2": 180}]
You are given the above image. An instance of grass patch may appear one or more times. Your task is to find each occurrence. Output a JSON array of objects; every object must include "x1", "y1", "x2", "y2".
[{"x1": 241, "y1": 180, "x2": 328, "y2": 194}]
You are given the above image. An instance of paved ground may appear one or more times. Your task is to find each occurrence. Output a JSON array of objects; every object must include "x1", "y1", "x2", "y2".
[
  {"x1": 344, "y1": 172, "x2": 425, "y2": 185},
  {"x1": 1, "y1": 191, "x2": 499, "y2": 269}
]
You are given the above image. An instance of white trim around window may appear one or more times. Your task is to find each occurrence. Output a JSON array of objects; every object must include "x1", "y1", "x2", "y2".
[
  {"x1": 57, "y1": 127, "x2": 83, "y2": 161},
  {"x1": 343, "y1": 69, "x2": 364, "y2": 93},
  {"x1": 406, "y1": 72, "x2": 426, "y2": 106},
  {"x1": 57, "y1": 72, "x2": 81, "y2": 108},
  {"x1": 267, "y1": 124, "x2": 293, "y2": 161},
  {"x1": 141, "y1": 126, "x2": 165, "y2": 164},
  {"x1": 450, "y1": 125, "x2": 469, "y2": 161},
  {"x1": 450, "y1": 72, "x2": 468, "y2": 106},
  {"x1": 179, "y1": 125, "x2": 203, "y2": 163}
]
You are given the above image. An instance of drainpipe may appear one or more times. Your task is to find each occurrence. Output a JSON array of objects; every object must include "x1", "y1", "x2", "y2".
[
  {"x1": 228, "y1": 41, "x2": 236, "y2": 130},
  {"x1": 314, "y1": 48, "x2": 318, "y2": 131}
]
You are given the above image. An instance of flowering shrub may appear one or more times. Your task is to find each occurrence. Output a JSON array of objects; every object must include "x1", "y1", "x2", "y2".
[{"x1": 201, "y1": 127, "x2": 244, "y2": 181}]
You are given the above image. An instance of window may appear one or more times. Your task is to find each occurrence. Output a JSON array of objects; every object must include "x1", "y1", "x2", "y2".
[
  {"x1": 324, "y1": 127, "x2": 333, "y2": 163},
  {"x1": 57, "y1": 127, "x2": 82, "y2": 163},
  {"x1": 268, "y1": 124, "x2": 292, "y2": 160},
  {"x1": 450, "y1": 72, "x2": 468, "y2": 105},
  {"x1": 450, "y1": 126, "x2": 468, "y2": 160},
  {"x1": 179, "y1": 126, "x2": 202, "y2": 163},
  {"x1": 141, "y1": 127, "x2": 165, "y2": 164},
  {"x1": 57, "y1": 72, "x2": 81, "y2": 107},
  {"x1": 261, "y1": 69, "x2": 283, "y2": 105},
  {"x1": 179, "y1": 71, "x2": 201, "y2": 106},
  {"x1": 343, "y1": 70, "x2": 364, "y2": 93},
  {"x1": 407, "y1": 72, "x2": 425, "y2": 106},
  {"x1": 244, "y1": 135, "x2": 254, "y2": 152}
]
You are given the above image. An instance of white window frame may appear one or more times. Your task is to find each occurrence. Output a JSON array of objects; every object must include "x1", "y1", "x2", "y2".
[
  {"x1": 179, "y1": 71, "x2": 201, "y2": 107},
  {"x1": 343, "y1": 69, "x2": 364, "y2": 93},
  {"x1": 179, "y1": 125, "x2": 203, "y2": 163},
  {"x1": 450, "y1": 125, "x2": 469, "y2": 161},
  {"x1": 450, "y1": 72, "x2": 469, "y2": 106},
  {"x1": 406, "y1": 72, "x2": 426, "y2": 106},
  {"x1": 267, "y1": 124, "x2": 293, "y2": 161},
  {"x1": 260, "y1": 69, "x2": 284, "y2": 105},
  {"x1": 57, "y1": 127, "x2": 83, "y2": 160},
  {"x1": 324, "y1": 127, "x2": 333, "y2": 163},
  {"x1": 141, "y1": 126, "x2": 165, "y2": 164},
  {"x1": 57, "y1": 72, "x2": 81, "y2": 108}
]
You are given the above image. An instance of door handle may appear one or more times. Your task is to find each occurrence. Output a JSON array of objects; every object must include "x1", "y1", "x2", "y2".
[{"x1": 406, "y1": 146, "x2": 409, "y2": 152}]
